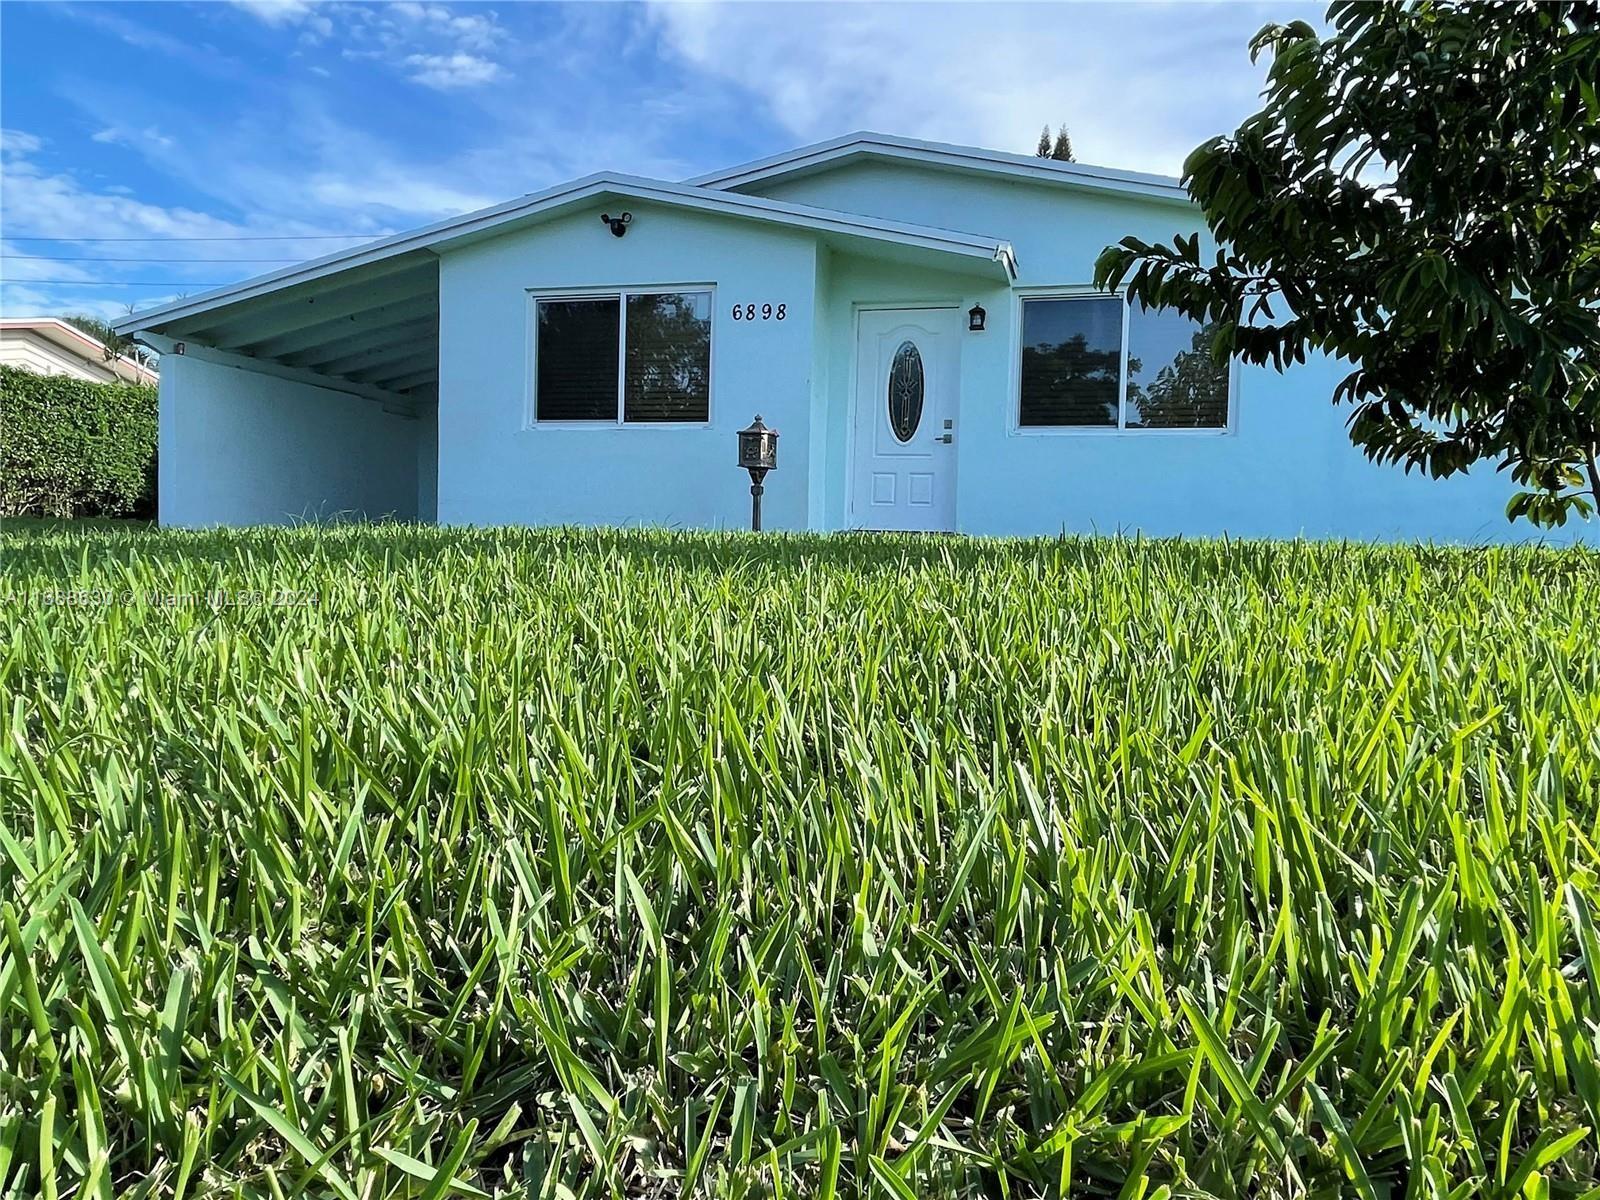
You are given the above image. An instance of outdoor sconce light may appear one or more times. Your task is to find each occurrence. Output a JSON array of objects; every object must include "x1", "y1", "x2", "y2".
[
  {"x1": 600, "y1": 211, "x2": 633, "y2": 238},
  {"x1": 967, "y1": 303, "x2": 987, "y2": 332},
  {"x1": 737, "y1": 413, "x2": 779, "y2": 531}
]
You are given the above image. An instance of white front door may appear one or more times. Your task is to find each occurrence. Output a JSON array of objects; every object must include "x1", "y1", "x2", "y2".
[{"x1": 850, "y1": 307, "x2": 960, "y2": 531}]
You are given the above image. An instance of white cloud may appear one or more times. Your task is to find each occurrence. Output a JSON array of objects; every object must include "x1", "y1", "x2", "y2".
[
  {"x1": 219, "y1": 101, "x2": 502, "y2": 218},
  {"x1": 0, "y1": 128, "x2": 392, "y2": 320},
  {"x1": 646, "y1": 1, "x2": 1316, "y2": 177},
  {"x1": 402, "y1": 51, "x2": 502, "y2": 90},
  {"x1": 303, "y1": 165, "x2": 496, "y2": 219},
  {"x1": 0, "y1": 248, "x2": 98, "y2": 285},
  {"x1": 0, "y1": 255, "x2": 147, "y2": 328},
  {"x1": 229, "y1": 0, "x2": 508, "y2": 88},
  {"x1": 1, "y1": 129, "x2": 43, "y2": 156},
  {"x1": 61, "y1": 6, "x2": 242, "y2": 74},
  {"x1": 227, "y1": 0, "x2": 321, "y2": 28},
  {"x1": 0, "y1": 283, "x2": 147, "y2": 323},
  {"x1": 92, "y1": 126, "x2": 176, "y2": 152},
  {"x1": 391, "y1": 3, "x2": 501, "y2": 52},
  {"x1": 1, "y1": 144, "x2": 254, "y2": 241}
]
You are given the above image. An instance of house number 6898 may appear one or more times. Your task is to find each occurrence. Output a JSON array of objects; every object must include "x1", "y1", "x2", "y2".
[{"x1": 732, "y1": 303, "x2": 785, "y2": 321}]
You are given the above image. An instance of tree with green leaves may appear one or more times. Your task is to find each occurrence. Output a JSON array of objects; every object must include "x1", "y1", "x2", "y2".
[
  {"x1": 58, "y1": 312, "x2": 157, "y2": 371},
  {"x1": 1036, "y1": 124, "x2": 1053, "y2": 158},
  {"x1": 1095, "y1": 1, "x2": 1600, "y2": 525}
]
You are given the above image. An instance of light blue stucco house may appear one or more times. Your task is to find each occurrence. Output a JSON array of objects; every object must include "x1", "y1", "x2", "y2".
[{"x1": 117, "y1": 133, "x2": 1572, "y2": 541}]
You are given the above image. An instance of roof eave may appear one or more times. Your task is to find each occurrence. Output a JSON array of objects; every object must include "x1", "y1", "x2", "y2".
[
  {"x1": 687, "y1": 131, "x2": 1192, "y2": 206},
  {"x1": 3, "y1": 317, "x2": 157, "y2": 381},
  {"x1": 115, "y1": 173, "x2": 1017, "y2": 336}
]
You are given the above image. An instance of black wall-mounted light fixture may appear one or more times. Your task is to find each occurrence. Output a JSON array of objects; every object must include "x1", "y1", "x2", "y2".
[
  {"x1": 967, "y1": 303, "x2": 987, "y2": 332},
  {"x1": 600, "y1": 211, "x2": 633, "y2": 238}
]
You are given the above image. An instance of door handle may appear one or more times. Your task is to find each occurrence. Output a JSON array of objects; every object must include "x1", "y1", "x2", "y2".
[{"x1": 936, "y1": 433, "x2": 953, "y2": 444}]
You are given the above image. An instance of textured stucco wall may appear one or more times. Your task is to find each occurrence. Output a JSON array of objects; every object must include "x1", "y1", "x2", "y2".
[
  {"x1": 158, "y1": 354, "x2": 420, "y2": 526},
  {"x1": 436, "y1": 201, "x2": 819, "y2": 529},
  {"x1": 754, "y1": 160, "x2": 1585, "y2": 543}
]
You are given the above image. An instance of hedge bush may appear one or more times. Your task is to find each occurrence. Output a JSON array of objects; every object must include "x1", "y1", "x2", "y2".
[{"x1": 0, "y1": 365, "x2": 157, "y2": 518}]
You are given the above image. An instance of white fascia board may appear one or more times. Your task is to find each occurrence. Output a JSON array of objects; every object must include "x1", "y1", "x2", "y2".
[
  {"x1": 114, "y1": 173, "x2": 1016, "y2": 338},
  {"x1": 687, "y1": 131, "x2": 1191, "y2": 206},
  {"x1": 426, "y1": 174, "x2": 1017, "y2": 268}
]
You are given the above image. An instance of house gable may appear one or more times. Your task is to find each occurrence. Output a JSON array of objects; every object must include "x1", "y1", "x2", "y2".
[
  {"x1": 729, "y1": 157, "x2": 1209, "y2": 289},
  {"x1": 689, "y1": 132, "x2": 1191, "y2": 206}
]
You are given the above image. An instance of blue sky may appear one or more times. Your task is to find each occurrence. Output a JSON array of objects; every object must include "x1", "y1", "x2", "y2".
[{"x1": 1, "y1": 1, "x2": 1313, "y2": 322}]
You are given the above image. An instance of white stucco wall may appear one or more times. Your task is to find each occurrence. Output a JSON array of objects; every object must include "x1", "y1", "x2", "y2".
[
  {"x1": 158, "y1": 354, "x2": 420, "y2": 526},
  {"x1": 754, "y1": 161, "x2": 1587, "y2": 544},
  {"x1": 436, "y1": 201, "x2": 819, "y2": 529}
]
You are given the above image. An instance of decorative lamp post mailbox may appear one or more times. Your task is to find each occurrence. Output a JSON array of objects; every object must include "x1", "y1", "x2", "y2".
[{"x1": 737, "y1": 414, "x2": 779, "y2": 531}]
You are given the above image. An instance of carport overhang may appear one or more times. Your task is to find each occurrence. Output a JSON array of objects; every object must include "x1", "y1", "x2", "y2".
[
  {"x1": 125, "y1": 252, "x2": 440, "y2": 417},
  {"x1": 113, "y1": 172, "x2": 1017, "y2": 415}
]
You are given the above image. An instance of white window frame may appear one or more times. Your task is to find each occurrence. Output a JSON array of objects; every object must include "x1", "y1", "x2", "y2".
[
  {"x1": 1009, "y1": 285, "x2": 1236, "y2": 436},
  {"x1": 525, "y1": 284, "x2": 715, "y2": 429}
]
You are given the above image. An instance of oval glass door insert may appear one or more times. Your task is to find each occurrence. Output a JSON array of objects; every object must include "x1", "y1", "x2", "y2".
[{"x1": 887, "y1": 340, "x2": 924, "y2": 442}]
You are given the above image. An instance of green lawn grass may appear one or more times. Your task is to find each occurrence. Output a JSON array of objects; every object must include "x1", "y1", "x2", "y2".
[
  {"x1": 0, "y1": 515, "x2": 152, "y2": 537},
  {"x1": 4, "y1": 523, "x2": 1599, "y2": 1197}
]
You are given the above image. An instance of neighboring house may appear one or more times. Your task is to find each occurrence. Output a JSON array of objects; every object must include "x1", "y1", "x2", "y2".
[
  {"x1": 115, "y1": 133, "x2": 1577, "y2": 541},
  {"x1": 1, "y1": 317, "x2": 159, "y2": 387}
]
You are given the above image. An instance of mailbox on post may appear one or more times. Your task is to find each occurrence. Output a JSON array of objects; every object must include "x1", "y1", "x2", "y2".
[{"x1": 737, "y1": 414, "x2": 779, "y2": 531}]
